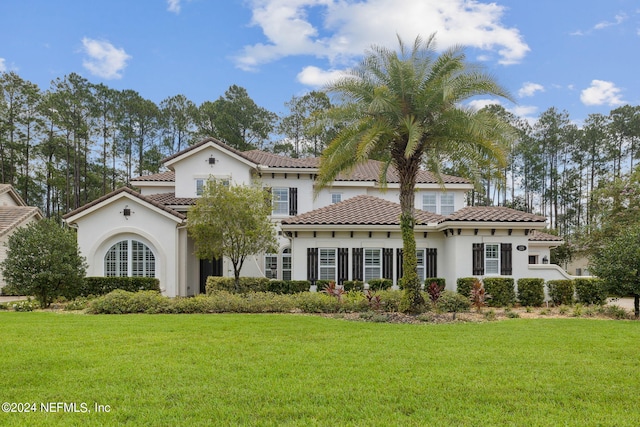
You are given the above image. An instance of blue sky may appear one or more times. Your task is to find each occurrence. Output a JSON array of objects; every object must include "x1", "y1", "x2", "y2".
[{"x1": 1, "y1": 0, "x2": 638, "y2": 125}]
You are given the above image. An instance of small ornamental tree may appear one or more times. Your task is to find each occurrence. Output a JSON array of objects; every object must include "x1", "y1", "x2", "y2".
[
  {"x1": 590, "y1": 225, "x2": 640, "y2": 317},
  {"x1": 1, "y1": 219, "x2": 87, "y2": 308},
  {"x1": 187, "y1": 180, "x2": 278, "y2": 292}
]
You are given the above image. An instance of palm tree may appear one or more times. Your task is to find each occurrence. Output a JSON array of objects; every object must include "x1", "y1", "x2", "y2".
[{"x1": 316, "y1": 34, "x2": 514, "y2": 312}]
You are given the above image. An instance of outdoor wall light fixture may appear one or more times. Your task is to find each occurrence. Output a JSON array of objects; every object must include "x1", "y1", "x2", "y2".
[
  {"x1": 208, "y1": 157, "x2": 216, "y2": 165},
  {"x1": 542, "y1": 256, "x2": 549, "y2": 264},
  {"x1": 121, "y1": 205, "x2": 133, "y2": 219}
]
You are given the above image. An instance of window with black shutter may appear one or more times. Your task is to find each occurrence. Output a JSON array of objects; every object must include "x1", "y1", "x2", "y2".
[
  {"x1": 307, "y1": 248, "x2": 318, "y2": 283},
  {"x1": 472, "y1": 243, "x2": 484, "y2": 275},
  {"x1": 352, "y1": 248, "x2": 363, "y2": 281},
  {"x1": 500, "y1": 243, "x2": 512, "y2": 275},
  {"x1": 289, "y1": 187, "x2": 298, "y2": 216},
  {"x1": 396, "y1": 249, "x2": 403, "y2": 281}
]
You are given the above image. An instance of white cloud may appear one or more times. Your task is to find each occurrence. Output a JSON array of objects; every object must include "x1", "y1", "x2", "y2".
[
  {"x1": 167, "y1": 0, "x2": 188, "y2": 14},
  {"x1": 0, "y1": 58, "x2": 6, "y2": 72},
  {"x1": 466, "y1": 98, "x2": 502, "y2": 111},
  {"x1": 297, "y1": 66, "x2": 349, "y2": 87},
  {"x1": 81, "y1": 38, "x2": 131, "y2": 79},
  {"x1": 594, "y1": 13, "x2": 627, "y2": 30},
  {"x1": 518, "y1": 82, "x2": 544, "y2": 98},
  {"x1": 235, "y1": 0, "x2": 529, "y2": 71},
  {"x1": 580, "y1": 80, "x2": 625, "y2": 106}
]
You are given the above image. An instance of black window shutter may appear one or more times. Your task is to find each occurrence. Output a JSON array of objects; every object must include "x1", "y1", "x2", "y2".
[
  {"x1": 472, "y1": 243, "x2": 484, "y2": 275},
  {"x1": 352, "y1": 248, "x2": 363, "y2": 281},
  {"x1": 383, "y1": 248, "x2": 394, "y2": 279},
  {"x1": 501, "y1": 243, "x2": 512, "y2": 275},
  {"x1": 426, "y1": 248, "x2": 437, "y2": 278},
  {"x1": 396, "y1": 249, "x2": 403, "y2": 281},
  {"x1": 338, "y1": 248, "x2": 349, "y2": 285},
  {"x1": 307, "y1": 248, "x2": 318, "y2": 283},
  {"x1": 289, "y1": 187, "x2": 298, "y2": 216}
]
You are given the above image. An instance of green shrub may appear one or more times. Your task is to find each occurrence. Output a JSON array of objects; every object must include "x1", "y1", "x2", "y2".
[
  {"x1": 205, "y1": 277, "x2": 271, "y2": 294},
  {"x1": 0, "y1": 283, "x2": 22, "y2": 296},
  {"x1": 287, "y1": 281, "x2": 311, "y2": 293},
  {"x1": 87, "y1": 290, "x2": 171, "y2": 314},
  {"x1": 63, "y1": 297, "x2": 90, "y2": 311},
  {"x1": 9, "y1": 299, "x2": 38, "y2": 312},
  {"x1": 367, "y1": 278, "x2": 393, "y2": 290},
  {"x1": 72, "y1": 277, "x2": 160, "y2": 299},
  {"x1": 292, "y1": 292, "x2": 341, "y2": 313},
  {"x1": 456, "y1": 277, "x2": 477, "y2": 298},
  {"x1": 437, "y1": 291, "x2": 470, "y2": 319},
  {"x1": 343, "y1": 280, "x2": 364, "y2": 292},
  {"x1": 574, "y1": 278, "x2": 607, "y2": 305},
  {"x1": 547, "y1": 280, "x2": 574, "y2": 306},
  {"x1": 483, "y1": 277, "x2": 515, "y2": 307},
  {"x1": 517, "y1": 278, "x2": 545, "y2": 307}
]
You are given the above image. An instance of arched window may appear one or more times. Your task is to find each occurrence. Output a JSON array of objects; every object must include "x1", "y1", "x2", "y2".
[{"x1": 104, "y1": 240, "x2": 155, "y2": 277}]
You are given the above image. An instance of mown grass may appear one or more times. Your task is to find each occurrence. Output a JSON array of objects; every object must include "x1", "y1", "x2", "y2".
[{"x1": 1, "y1": 312, "x2": 639, "y2": 426}]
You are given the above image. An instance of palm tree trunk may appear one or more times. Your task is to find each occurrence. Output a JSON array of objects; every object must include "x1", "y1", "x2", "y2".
[{"x1": 397, "y1": 155, "x2": 424, "y2": 312}]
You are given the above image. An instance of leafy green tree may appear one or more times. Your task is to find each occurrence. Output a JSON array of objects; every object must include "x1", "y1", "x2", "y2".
[
  {"x1": 278, "y1": 91, "x2": 334, "y2": 157},
  {"x1": 1, "y1": 219, "x2": 86, "y2": 307},
  {"x1": 316, "y1": 35, "x2": 513, "y2": 312},
  {"x1": 590, "y1": 224, "x2": 640, "y2": 317},
  {"x1": 187, "y1": 180, "x2": 277, "y2": 292}
]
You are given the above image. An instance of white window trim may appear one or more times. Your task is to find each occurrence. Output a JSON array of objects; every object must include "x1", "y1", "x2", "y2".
[
  {"x1": 105, "y1": 239, "x2": 156, "y2": 278},
  {"x1": 485, "y1": 243, "x2": 500, "y2": 275},
  {"x1": 364, "y1": 248, "x2": 382, "y2": 282},
  {"x1": 272, "y1": 187, "x2": 289, "y2": 215},
  {"x1": 319, "y1": 248, "x2": 337, "y2": 281},
  {"x1": 422, "y1": 192, "x2": 455, "y2": 215}
]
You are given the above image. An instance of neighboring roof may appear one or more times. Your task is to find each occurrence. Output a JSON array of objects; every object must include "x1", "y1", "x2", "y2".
[
  {"x1": 130, "y1": 171, "x2": 175, "y2": 183},
  {"x1": 529, "y1": 230, "x2": 564, "y2": 242},
  {"x1": 146, "y1": 193, "x2": 197, "y2": 207},
  {"x1": 63, "y1": 187, "x2": 186, "y2": 221},
  {"x1": 0, "y1": 206, "x2": 42, "y2": 238},
  {"x1": 281, "y1": 195, "x2": 444, "y2": 226},
  {"x1": 441, "y1": 206, "x2": 547, "y2": 223},
  {"x1": 0, "y1": 184, "x2": 27, "y2": 206}
]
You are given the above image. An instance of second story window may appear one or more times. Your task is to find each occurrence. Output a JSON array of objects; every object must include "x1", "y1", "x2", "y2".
[
  {"x1": 422, "y1": 193, "x2": 437, "y2": 213},
  {"x1": 422, "y1": 192, "x2": 455, "y2": 215},
  {"x1": 331, "y1": 193, "x2": 342, "y2": 204},
  {"x1": 440, "y1": 193, "x2": 455, "y2": 215},
  {"x1": 272, "y1": 188, "x2": 289, "y2": 215},
  {"x1": 196, "y1": 177, "x2": 230, "y2": 196}
]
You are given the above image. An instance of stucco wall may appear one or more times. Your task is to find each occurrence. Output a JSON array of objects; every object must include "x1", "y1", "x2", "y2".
[{"x1": 71, "y1": 194, "x2": 182, "y2": 296}]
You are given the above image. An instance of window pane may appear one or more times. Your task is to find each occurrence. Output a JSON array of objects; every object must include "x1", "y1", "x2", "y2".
[
  {"x1": 331, "y1": 193, "x2": 342, "y2": 204},
  {"x1": 416, "y1": 249, "x2": 425, "y2": 280},
  {"x1": 440, "y1": 193, "x2": 455, "y2": 215},
  {"x1": 196, "y1": 179, "x2": 205, "y2": 196},
  {"x1": 282, "y1": 249, "x2": 292, "y2": 281},
  {"x1": 422, "y1": 193, "x2": 436, "y2": 213},
  {"x1": 485, "y1": 244, "x2": 499, "y2": 275},
  {"x1": 319, "y1": 249, "x2": 336, "y2": 281},
  {"x1": 104, "y1": 240, "x2": 155, "y2": 278},
  {"x1": 364, "y1": 249, "x2": 381, "y2": 282},
  {"x1": 272, "y1": 188, "x2": 289, "y2": 215}
]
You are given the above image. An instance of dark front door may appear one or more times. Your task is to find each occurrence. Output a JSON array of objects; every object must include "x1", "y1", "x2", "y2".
[{"x1": 199, "y1": 257, "x2": 223, "y2": 294}]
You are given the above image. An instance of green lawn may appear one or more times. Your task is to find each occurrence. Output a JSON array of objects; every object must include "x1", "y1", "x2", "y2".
[{"x1": 1, "y1": 313, "x2": 639, "y2": 426}]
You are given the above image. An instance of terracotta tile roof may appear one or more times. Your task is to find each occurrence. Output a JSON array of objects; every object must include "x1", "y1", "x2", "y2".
[
  {"x1": 146, "y1": 193, "x2": 197, "y2": 207},
  {"x1": 333, "y1": 161, "x2": 470, "y2": 184},
  {"x1": 131, "y1": 171, "x2": 175, "y2": 182},
  {"x1": 63, "y1": 187, "x2": 186, "y2": 221},
  {"x1": 529, "y1": 230, "x2": 564, "y2": 242},
  {"x1": 0, "y1": 206, "x2": 41, "y2": 237},
  {"x1": 162, "y1": 137, "x2": 256, "y2": 164},
  {"x1": 282, "y1": 195, "x2": 444, "y2": 226},
  {"x1": 244, "y1": 150, "x2": 320, "y2": 168},
  {"x1": 442, "y1": 206, "x2": 547, "y2": 223}
]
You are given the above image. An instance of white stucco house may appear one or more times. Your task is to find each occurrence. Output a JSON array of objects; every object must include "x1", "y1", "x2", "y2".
[
  {"x1": 0, "y1": 184, "x2": 43, "y2": 290},
  {"x1": 63, "y1": 137, "x2": 572, "y2": 297}
]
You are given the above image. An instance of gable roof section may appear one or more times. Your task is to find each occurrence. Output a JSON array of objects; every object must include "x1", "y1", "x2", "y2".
[
  {"x1": 63, "y1": 187, "x2": 186, "y2": 222},
  {"x1": 441, "y1": 206, "x2": 547, "y2": 224},
  {"x1": 529, "y1": 230, "x2": 564, "y2": 242},
  {"x1": 243, "y1": 150, "x2": 320, "y2": 168},
  {"x1": 281, "y1": 195, "x2": 444, "y2": 226},
  {"x1": 146, "y1": 192, "x2": 197, "y2": 208},
  {"x1": 0, "y1": 206, "x2": 42, "y2": 238},
  {"x1": 333, "y1": 161, "x2": 470, "y2": 184},
  {"x1": 162, "y1": 137, "x2": 258, "y2": 169}
]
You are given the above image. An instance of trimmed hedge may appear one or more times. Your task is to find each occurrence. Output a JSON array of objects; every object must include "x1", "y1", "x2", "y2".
[
  {"x1": 456, "y1": 277, "x2": 477, "y2": 298},
  {"x1": 68, "y1": 277, "x2": 160, "y2": 299},
  {"x1": 517, "y1": 278, "x2": 545, "y2": 307},
  {"x1": 483, "y1": 277, "x2": 516, "y2": 307},
  {"x1": 367, "y1": 278, "x2": 393, "y2": 290},
  {"x1": 343, "y1": 281, "x2": 365, "y2": 291},
  {"x1": 205, "y1": 277, "x2": 312, "y2": 294},
  {"x1": 575, "y1": 278, "x2": 607, "y2": 305},
  {"x1": 547, "y1": 280, "x2": 574, "y2": 306},
  {"x1": 424, "y1": 278, "x2": 446, "y2": 289}
]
